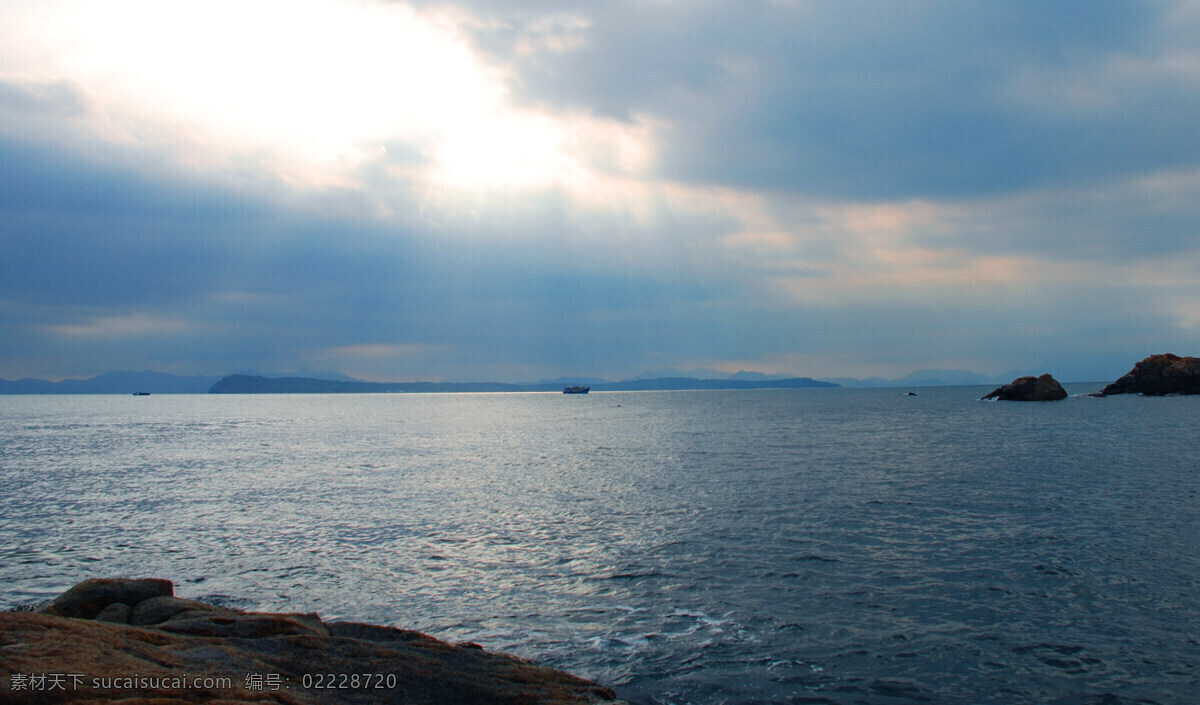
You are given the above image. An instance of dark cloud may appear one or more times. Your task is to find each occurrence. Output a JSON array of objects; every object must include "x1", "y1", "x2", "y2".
[
  {"x1": 0, "y1": 133, "x2": 748, "y2": 378},
  {"x1": 0, "y1": 137, "x2": 264, "y2": 220},
  {"x1": 414, "y1": 0, "x2": 1192, "y2": 199},
  {"x1": 0, "y1": 137, "x2": 268, "y2": 308}
]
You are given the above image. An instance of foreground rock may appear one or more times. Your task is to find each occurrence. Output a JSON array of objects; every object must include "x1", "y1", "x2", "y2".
[
  {"x1": 982, "y1": 374, "x2": 1068, "y2": 401},
  {"x1": 1097, "y1": 353, "x2": 1200, "y2": 396},
  {"x1": 2, "y1": 578, "x2": 621, "y2": 704}
]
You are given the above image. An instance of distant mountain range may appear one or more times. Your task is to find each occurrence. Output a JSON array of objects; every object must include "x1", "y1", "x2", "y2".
[
  {"x1": 822, "y1": 368, "x2": 1040, "y2": 388},
  {"x1": 0, "y1": 371, "x2": 223, "y2": 395},
  {"x1": 620, "y1": 368, "x2": 797, "y2": 382},
  {"x1": 0, "y1": 369, "x2": 358, "y2": 394},
  {"x1": 0, "y1": 367, "x2": 1047, "y2": 395},
  {"x1": 208, "y1": 374, "x2": 839, "y2": 394}
]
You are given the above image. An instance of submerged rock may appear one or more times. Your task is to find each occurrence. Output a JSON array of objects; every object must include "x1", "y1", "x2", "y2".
[
  {"x1": 982, "y1": 374, "x2": 1068, "y2": 401},
  {"x1": 4, "y1": 578, "x2": 621, "y2": 704},
  {"x1": 1097, "y1": 353, "x2": 1200, "y2": 396}
]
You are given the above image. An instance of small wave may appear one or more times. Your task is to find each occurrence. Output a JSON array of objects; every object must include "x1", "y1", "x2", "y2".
[
  {"x1": 589, "y1": 570, "x2": 665, "y2": 581},
  {"x1": 194, "y1": 593, "x2": 255, "y2": 610},
  {"x1": 869, "y1": 679, "x2": 932, "y2": 700},
  {"x1": 564, "y1": 604, "x2": 643, "y2": 615},
  {"x1": 585, "y1": 635, "x2": 650, "y2": 652},
  {"x1": 794, "y1": 554, "x2": 841, "y2": 563},
  {"x1": 6, "y1": 598, "x2": 51, "y2": 612}
]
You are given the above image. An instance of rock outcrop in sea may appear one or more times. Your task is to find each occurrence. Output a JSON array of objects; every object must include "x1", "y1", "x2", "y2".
[
  {"x1": 981, "y1": 374, "x2": 1068, "y2": 401},
  {"x1": 1096, "y1": 353, "x2": 1200, "y2": 396},
  {"x1": 2, "y1": 578, "x2": 621, "y2": 704}
]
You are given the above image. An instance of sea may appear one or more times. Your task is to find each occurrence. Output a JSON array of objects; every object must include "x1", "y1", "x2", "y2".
[{"x1": 1, "y1": 386, "x2": 1197, "y2": 705}]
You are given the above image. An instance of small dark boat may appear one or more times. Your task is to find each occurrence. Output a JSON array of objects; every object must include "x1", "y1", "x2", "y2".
[
  {"x1": 563, "y1": 386, "x2": 590, "y2": 394},
  {"x1": 132, "y1": 392, "x2": 151, "y2": 396}
]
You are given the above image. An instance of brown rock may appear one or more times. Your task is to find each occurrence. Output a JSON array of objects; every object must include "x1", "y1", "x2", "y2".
[
  {"x1": 1097, "y1": 353, "x2": 1200, "y2": 396},
  {"x1": 982, "y1": 374, "x2": 1068, "y2": 401},
  {"x1": 155, "y1": 611, "x2": 326, "y2": 639},
  {"x1": 38, "y1": 578, "x2": 174, "y2": 619},
  {"x1": 130, "y1": 596, "x2": 228, "y2": 627},
  {"x1": 93, "y1": 603, "x2": 133, "y2": 625},
  {"x1": 2, "y1": 579, "x2": 622, "y2": 705}
]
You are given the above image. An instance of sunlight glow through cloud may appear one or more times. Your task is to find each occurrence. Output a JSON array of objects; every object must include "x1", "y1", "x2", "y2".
[{"x1": 6, "y1": 0, "x2": 601, "y2": 190}]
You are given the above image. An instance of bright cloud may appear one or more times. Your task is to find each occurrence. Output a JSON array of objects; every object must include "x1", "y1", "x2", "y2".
[
  {"x1": 2, "y1": 0, "x2": 652, "y2": 194},
  {"x1": 20, "y1": 1, "x2": 482, "y2": 155},
  {"x1": 43, "y1": 312, "x2": 197, "y2": 339}
]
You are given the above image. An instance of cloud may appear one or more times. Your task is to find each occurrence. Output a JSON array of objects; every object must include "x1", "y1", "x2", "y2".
[
  {"x1": 43, "y1": 312, "x2": 196, "y2": 339},
  {"x1": 0, "y1": 77, "x2": 88, "y2": 118},
  {"x1": 423, "y1": 0, "x2": 1194, "y2": 199},
  {"x1": 2, "y1": 0, "x2": 1199, "y2": 383},
  {"x1": 0, "y1": 126, "x2": 737, "y2": 379}
]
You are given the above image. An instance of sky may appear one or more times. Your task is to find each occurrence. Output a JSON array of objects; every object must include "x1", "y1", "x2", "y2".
[{"x1": 2, "y1": 0, "x2": 1199, "y2": 383}]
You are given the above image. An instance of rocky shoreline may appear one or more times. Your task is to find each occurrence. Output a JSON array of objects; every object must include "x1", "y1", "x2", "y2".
[{"x1": 1, "y1": 578, "x2": 623, "y2": 704}]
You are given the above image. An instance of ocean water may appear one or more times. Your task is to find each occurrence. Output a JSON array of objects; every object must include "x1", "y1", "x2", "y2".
[{"x1": 1, "y1": 387, "x2": 1197, "y2": 704}]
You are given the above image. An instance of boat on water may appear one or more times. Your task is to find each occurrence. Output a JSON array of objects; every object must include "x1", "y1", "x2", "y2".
[
  {"x1": 563, "y1": 386, "x2": 590, "y2": 394},
  {"x1": 132, "y1": 392, "x2": 151, "y2": 396}
]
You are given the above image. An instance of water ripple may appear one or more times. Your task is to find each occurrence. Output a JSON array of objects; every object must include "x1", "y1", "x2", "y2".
[{"x1": 1, "y1": 388, "x2": 1198, "y2": 704}]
